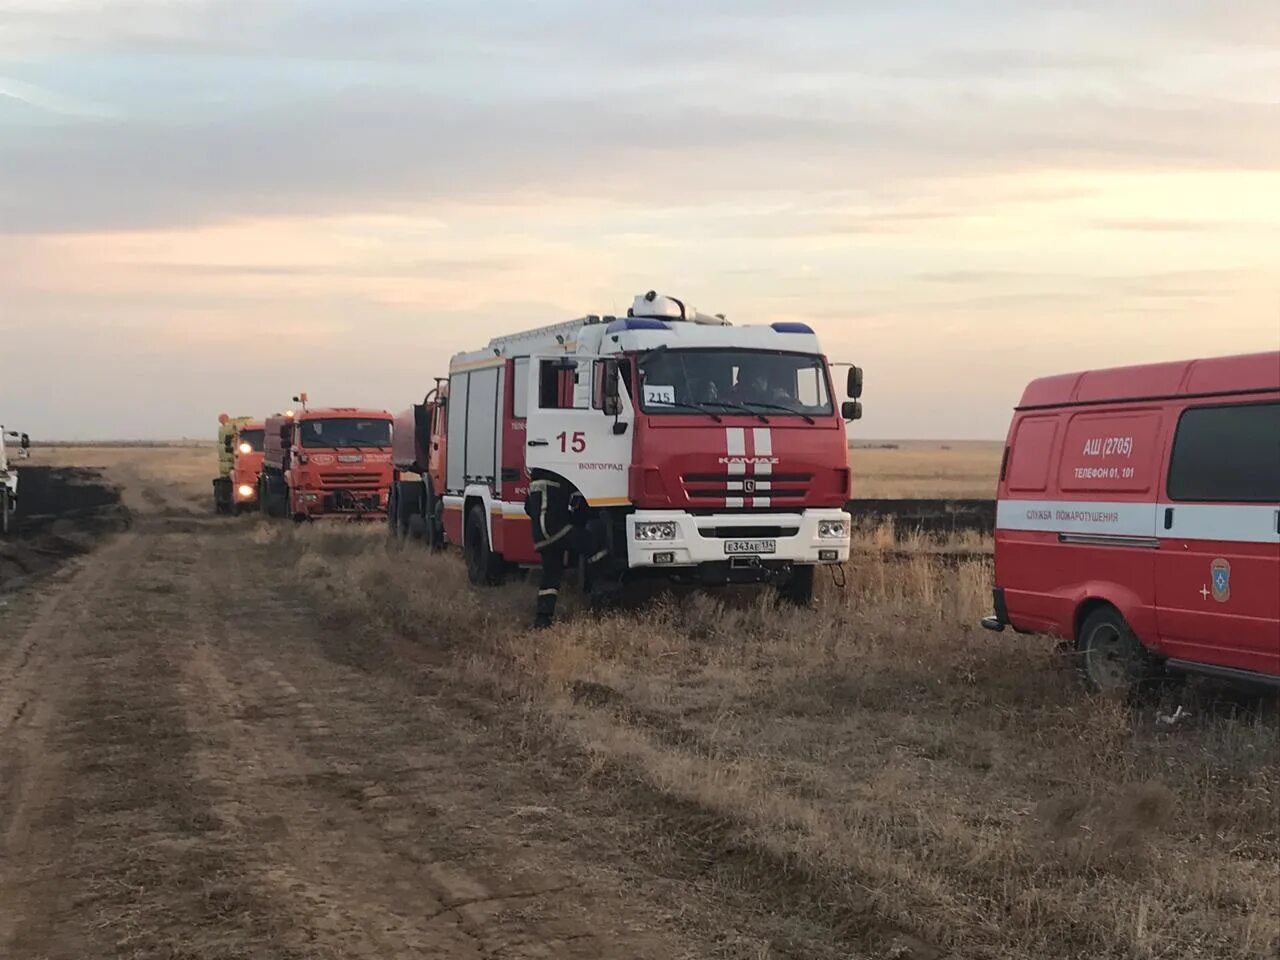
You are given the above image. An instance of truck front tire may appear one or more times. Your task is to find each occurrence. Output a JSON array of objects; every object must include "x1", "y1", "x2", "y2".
[{"x1": 212, "y1": 477, "x2": 232, "y2": 515}]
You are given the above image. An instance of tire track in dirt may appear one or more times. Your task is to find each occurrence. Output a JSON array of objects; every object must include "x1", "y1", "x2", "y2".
[
  {"x1": 0, "y1": 537, "x2": 129, "y2": 958},
  {"x1": 0, "y1": 527, "x2": 312, "y2": 959},
  {"x1": 177, "y1": 529, "x2": 680, "y2": 958}
]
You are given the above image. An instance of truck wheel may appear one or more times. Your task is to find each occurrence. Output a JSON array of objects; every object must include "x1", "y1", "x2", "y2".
[
  {"x1": 424, "y1": 483, "x2": 445, "y2": 550},
  {"x1": 395, "y1": 481, "x2": 420, "y2": 540},
  {"x1": 1078, "y1": 606, "x2": 1151, "y2": 696},
  {"x1": 777, "y1": 565, "x2": 816, "y2": 607},
  {"x1": 386, "y1": 484, "x2": 400, "y2": 537},
  {"x1": 465, "y1": 505, "x2": 504, "y2": 586}
]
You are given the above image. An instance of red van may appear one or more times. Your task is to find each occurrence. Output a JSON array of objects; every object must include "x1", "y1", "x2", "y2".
[{"x1": 983, "y1": 351, "x2": 1279, "y2": 692}]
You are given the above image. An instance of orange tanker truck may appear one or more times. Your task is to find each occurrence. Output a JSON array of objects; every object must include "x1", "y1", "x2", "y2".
[
  {"x1": 214, "y1": 414, "x2": 266, "y2": 515},
  {"x1": 258, "y1": 400, "x2": 394, "y2": 521}
]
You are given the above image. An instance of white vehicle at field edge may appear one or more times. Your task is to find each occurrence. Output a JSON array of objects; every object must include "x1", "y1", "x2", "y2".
[{"x1": 0, "y1": 426, "x2": 31, "y2": 535}]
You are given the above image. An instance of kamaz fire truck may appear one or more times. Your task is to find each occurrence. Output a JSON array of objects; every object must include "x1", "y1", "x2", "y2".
[
  {"x1": 259, "y1": 401, "x2": 394, "y2": 521},
  {"x1": 419, "y1": 291, "x2": 862, "y2": 603}
]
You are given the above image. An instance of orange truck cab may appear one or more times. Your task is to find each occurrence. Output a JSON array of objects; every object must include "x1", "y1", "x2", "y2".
[
  {"x1": 985, "y1": 351, "x2": 1279, "y2": 692},
  {"x1": 260, "y1": 407, "x2": 394, "y2": 520},
  {"x1": 214, "y1": 415, "x2": 264, "y2": 515},
  {"x1": 230, "y1": 421, "x2": 265, "y2": 511}
]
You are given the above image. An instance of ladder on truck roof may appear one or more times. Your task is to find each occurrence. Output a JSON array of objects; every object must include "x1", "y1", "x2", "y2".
[{"x1": 485, "y1": 316, "x2": 603, "y2": 352}]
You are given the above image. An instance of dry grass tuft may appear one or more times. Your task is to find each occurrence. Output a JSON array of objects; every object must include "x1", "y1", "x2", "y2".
[{"x1": 269, "y1": 520, "x2": 1278, "y2": 960}]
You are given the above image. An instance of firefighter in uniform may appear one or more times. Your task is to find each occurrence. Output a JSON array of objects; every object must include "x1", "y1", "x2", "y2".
[
  {"x1": 525, "y1": 470, "x2": 574, "y2": 628},
  {"x1": 525, "y1": 470, "x2": 610, "y2": 628}
]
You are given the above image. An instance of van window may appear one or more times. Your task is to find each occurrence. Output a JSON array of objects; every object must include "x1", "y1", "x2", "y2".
[
  {"x1": 1006, "y1": 417, "x2": 1057, "y2": 492},
  {"x1": 1167, "y1": 402, "x2": 1280, "y2": 503},
  {"x1": 1058, "y1": 411, "x2": 1162, "y2": 494}
]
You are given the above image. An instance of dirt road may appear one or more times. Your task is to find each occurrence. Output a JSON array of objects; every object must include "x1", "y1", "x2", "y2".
[{"x1": 0, "y1": 467, "x2": 722, "y2": 959}]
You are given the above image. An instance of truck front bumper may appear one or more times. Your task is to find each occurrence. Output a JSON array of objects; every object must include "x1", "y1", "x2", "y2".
[
  {"x1": 625, "y1": 508, "x2": 851, "y2": 569},
  {"x1": 296, "y1": 489, "x2": 387, "y2": 518}
]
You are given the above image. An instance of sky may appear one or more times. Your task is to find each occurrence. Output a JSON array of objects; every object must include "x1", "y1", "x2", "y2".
[{"x1": 1, "y1": 0, "x2": 1277, "y2": 440}]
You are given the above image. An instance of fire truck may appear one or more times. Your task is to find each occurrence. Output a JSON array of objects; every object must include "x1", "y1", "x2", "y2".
[
  {"x1": 389, "y1": 382, "x2": 448, "y2": 547},
  {"x1": 213, "y1": 415, "x2": 265, "y2": 515},
  {"x1": 984, "y1": 351, "x2": 1279, "y2": 692},
  {"x1": 427, "y1": 291, "x2": 862, "y2": 603},
  {"x1": 259, "y1": 401, "x2": 394, "y2": 520}
]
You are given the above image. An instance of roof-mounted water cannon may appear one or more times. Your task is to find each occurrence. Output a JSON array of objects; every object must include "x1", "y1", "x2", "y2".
[
  {"x1": 628, "y1": 290, "x2": 730, "y2": 326},
  {"x1": 291, "y1": 392, "x2": 309, "y2": 412}
]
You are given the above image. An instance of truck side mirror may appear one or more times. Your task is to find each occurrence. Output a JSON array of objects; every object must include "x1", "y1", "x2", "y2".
[
  {"x1": 842, "y1": 400, "x2": 863, "y2": 421},
  {"x1": 280, "y1": 425, "x2": 292, "y2": 442},
  {"x1": 601, "y1": 359, "x2": 621, "y2": 416},
  {"x1": 20, "y1": 434, "x2": 29, "y2": 449},
  {"x1": 224, "y1": 437, "x2": 234, "y2": 452},
  {"x1": 846, "y1": 366, "x2": 863, "y2": 399}
]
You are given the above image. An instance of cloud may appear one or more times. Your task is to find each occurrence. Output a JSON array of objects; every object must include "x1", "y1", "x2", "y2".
[
  {"x1": 2, "y1": 1, "x2": 1277, "y2": 439},
  {"x1": 4, "y1": 81, "x2": 1277, "y2": 235},
  {"x1": 0, "y1": 76, "x2": 118, "y2": 118}
]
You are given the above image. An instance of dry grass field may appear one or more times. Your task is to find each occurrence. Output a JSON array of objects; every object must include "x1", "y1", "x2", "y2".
[
  {"x1": 850, "y1": 440, "x2": 1003, "y2": 499},
  {"x1": 3, "y1": 444, "x2": 1275, "y2": 960}
]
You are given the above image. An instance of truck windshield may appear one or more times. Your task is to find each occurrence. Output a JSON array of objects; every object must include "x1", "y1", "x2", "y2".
[
  {"x1": 300, "y1": 418, "x2": 392, "y2": 448},
  {"x1": 238, "y1": 429, "x2": 264, "y2": 452},
  {"x1": 636, "y1": 349, "x2": 833, "y2": 417}
]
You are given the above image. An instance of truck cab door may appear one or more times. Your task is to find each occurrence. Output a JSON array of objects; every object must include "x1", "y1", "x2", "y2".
[{"x1": 525, "y1": 354, "x2": 633, "y2": 507}]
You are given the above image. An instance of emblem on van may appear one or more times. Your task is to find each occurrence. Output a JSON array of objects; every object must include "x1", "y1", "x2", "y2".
[
  {"x1": 1210, "y1": 558, "x2": 1231, "y2": 603},
  {"x1": 742, "y1": 479, "x2": 757, "y2": 494}
]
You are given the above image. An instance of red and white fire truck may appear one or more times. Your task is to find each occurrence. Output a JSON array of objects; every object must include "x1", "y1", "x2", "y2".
[
  {"x1": 417, "y1": 292, "x2": 862, "y2": 603},
  {"x1": 984, "y1": 351, "x2": 1280, "y2": 692}
]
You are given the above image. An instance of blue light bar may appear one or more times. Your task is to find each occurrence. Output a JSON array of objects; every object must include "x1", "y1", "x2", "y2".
[
  {"x1": 771, "y1": 322, "x2": 815, "y2": 334},
  {"x1": 607, "y1": 317, "x2": 670, "y2": 333}
]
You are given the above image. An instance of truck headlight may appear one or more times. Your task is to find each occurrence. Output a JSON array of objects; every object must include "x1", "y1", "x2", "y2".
[
  {"x1": 818, "y1": 518, "x2": 850, "y2": 539},
  {"x1": 238, "y1": 442, "x2": 252, "y2": 454},
  {"x1": 635, "y1": 521, "x2": 677, "y2": 541},
  {"x1": 237, "y1": 484, "x2": 254, "y2": 498}
]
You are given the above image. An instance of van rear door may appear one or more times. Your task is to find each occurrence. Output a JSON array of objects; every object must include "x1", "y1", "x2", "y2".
[
  {"x1": 997, "y1": 408, "x2": 1164, "y2": 639},
  {"x1": 1156, "y1": 400, "x2": 1280, "y2": 678}
]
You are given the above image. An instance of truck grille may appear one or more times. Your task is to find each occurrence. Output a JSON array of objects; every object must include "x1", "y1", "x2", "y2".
[
  {"x1": 681, "y1": 471, "x2": 813, "y2": 505},
  {"x1": 318, "y1": 473, "x2": 382, "y2": 490}
]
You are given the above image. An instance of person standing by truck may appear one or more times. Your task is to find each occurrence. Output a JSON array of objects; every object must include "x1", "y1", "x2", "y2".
[{"x1": 525, "y1": 468, "x2": 574, "y2": 628}]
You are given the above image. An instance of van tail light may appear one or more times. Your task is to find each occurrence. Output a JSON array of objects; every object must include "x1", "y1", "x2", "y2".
[{"x1": 998, "y1": 446, "x2": 1010, "y2": 482}]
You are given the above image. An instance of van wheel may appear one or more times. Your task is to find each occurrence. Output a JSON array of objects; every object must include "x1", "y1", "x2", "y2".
[
  {"x1": 777, "y1": 565, "x2": 816, "y2": 607},
  {"x1": 1078, "y1": 607, "x2": 1151, "y2": 696},
  {"x1": 465, "y1": 505, "x2": 504, "y2": 586}
]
